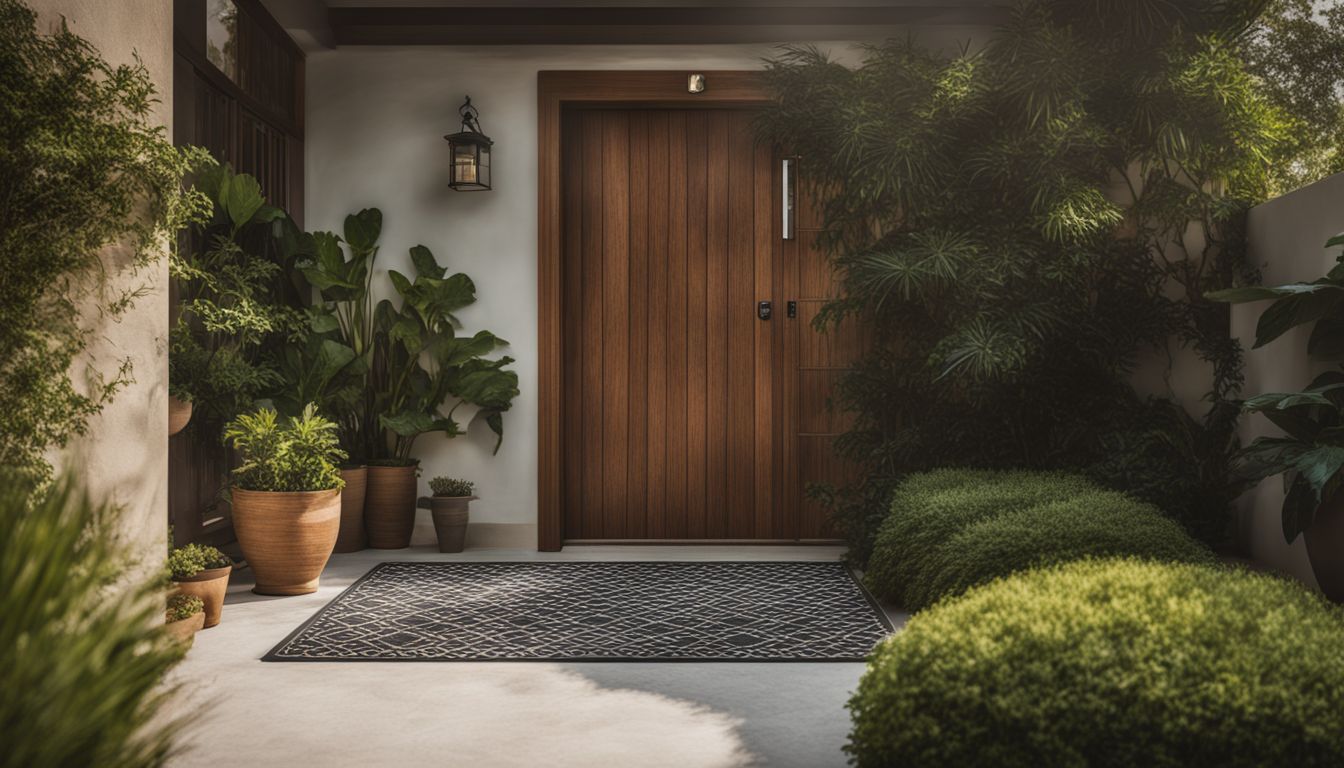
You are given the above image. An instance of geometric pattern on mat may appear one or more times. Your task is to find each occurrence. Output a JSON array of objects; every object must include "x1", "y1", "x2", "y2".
[{"x1": 263, "y1": 561, "x2": 892, "y2": 662}]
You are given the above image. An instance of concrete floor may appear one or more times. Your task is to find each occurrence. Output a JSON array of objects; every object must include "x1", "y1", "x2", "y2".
[{"x1": 167, "y1": 545, "x2": 906, "y2": 768}]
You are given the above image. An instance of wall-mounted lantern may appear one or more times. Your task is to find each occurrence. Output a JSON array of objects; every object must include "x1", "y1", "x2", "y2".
[{"x1": 444, "y1": 96, "x2": 492, "y2": 191}]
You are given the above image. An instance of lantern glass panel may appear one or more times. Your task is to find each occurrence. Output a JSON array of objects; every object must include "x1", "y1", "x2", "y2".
[{"x1": 454, "y1": 143, "x2": 478, "y2": 185}]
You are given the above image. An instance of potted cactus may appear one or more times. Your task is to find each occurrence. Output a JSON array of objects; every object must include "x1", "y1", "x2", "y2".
[
  {"x1": 224, "y1": 403, "x2": 346, "y2": 595},
  {"x1": 420, "y1": 477, "x2": 477, "y2": 553},
  {"x1": 165, "y1": 594, "x2": 205, "y2": 645},
  {"x1": 168, "y1": 543, "x2": 232, "y2": 627}
]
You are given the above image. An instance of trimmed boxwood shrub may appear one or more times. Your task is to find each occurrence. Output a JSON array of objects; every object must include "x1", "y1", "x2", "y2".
[
  {"x1": 848, "y1": 559, "x2": 1344, "y2": 768},
  {"x1": 903, "y1": 490, "x2": 1214, "y2": 610},
  {"x1": 864, "y1": 470, "x2": 1097, "y2": 603}
]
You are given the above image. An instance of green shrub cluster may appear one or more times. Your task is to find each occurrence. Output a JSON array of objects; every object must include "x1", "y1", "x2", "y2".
[
  {"x1": 848, "y1": 559, "x2": 1344, "y2": 767},
  {"x1": 167, "y1": 543, "x2": 231, "y2": 580},
  {"x1": 224, "y1": 403, "x2": 346, "y2": 493},
  {"x1": 165, "y1": 594, "x2": 204, "y2": 623},
  {"x1": 429, "y1": 477, "x2": 475, "y2": 497}
]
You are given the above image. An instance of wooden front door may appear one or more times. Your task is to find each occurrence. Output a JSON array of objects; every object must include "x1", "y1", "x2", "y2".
[{"x1": 558, "y1": 106, "x2": 852, "y2": 543}]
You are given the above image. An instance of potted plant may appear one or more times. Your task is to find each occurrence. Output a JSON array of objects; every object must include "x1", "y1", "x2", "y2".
[
  {"x1": 224, "y1": 403, "x2": 346, "y2": 595},
  {"x1": 1209, "y1": 227, "x2": 1344, "y2": 599},
  {"x1": 420, "y1": 477, "x2": 477, "y2": 553},
  {"x1": 165, "y1": 594, "x2": 205, "y2": 645},
  {"x1": 167, "y1": 386, "x2": 193, "y2": 437},
  {"x1": 168, "y1": 542, "x2": 232, "y2": 627}
]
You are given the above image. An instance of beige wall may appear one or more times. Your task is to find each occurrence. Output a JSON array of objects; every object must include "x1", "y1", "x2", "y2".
[
  {"x1": 33, "y1": 0, "x2": 174, "y2": 566},
  {"x1": 1236, "y1": 171, "x2": 1344, "y2": 584}
]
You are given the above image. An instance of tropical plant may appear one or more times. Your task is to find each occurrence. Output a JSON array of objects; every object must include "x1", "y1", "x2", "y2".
[
  {"x1": 223, "y1": 403, "x2": 347, "y2": 493},
  {"x1": 1, "y1": 472, "x2": 188, "y2": 768},
  {"x1": 165, "y1": 594, "x2": 204, "y2": 623},
  {"x1": 167, "y1": 543, "x2": 231, "y2": 580},
  {"x1": 1209, "y1": 227, "x2": 1344, "y2": 540},
  {"x1": 429, "y1": 477, "x2": 475, "y2": 497},
  {"x1": 0, "y1": 0, "x2": 211, "y2": 485},
  {"x1": 169, "y1": 164, "x2": 305, "y2": 431},
  {"x1": 758, "y1": 0, "x2": 1289, "y2": 557},
  {"x1": 368, "y1": 240, "x2": 519, "y2": 462}
]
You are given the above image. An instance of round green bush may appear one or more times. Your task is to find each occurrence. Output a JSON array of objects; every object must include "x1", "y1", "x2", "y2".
[
  {"x1": 903, "y1": 490, "x2": 1214, "y2": 610},
  {"x1": 848, "y1": 559, "x2": 1344, "y2": 768},
  {"x1": 864, "y1": 470, "x2": 1098, "y2": 603}
]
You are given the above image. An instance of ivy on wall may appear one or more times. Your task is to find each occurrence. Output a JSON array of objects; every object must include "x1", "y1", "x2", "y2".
[
  {"x1": 759, "y1": 0, "x2": 1300, "y2": 557},
  {"x1": 0, "y1": 0, "x2": 210, "y2": 484}
]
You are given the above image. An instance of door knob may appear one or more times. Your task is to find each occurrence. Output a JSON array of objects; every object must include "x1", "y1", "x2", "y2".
[{"x1": 757, "y1": 301, "x2": 772, "y2": 320}]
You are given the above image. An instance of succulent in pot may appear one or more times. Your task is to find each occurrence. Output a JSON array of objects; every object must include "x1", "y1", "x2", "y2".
[
  {"x1": 420, "y1": 477, "x2": 477, "y2": 553},
  {"x1": 168, "y1": 543, "x2": 232, "y2": 628},
  {"x1": 224, "y1": 403, "x2": 346, "y2": 595},
  {"x1": 165, "y1": 593, "x2": 205, "y2": 645}
]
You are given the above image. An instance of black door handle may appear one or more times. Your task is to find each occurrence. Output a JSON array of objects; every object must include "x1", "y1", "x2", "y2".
[
  {"x1": 757, "y1": 300, "x2": 772, "y2": 320},
  {"x1": 787, "y1": 300, "x2": 797, "y2": 318}
]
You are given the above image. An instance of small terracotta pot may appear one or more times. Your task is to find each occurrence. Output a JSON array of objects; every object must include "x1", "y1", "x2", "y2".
[
  {"x1": 168, "y1": 396, "x2": 193, "y2": 436},
  {"x1": 365, "y1": 464, "x2": 418, "y2": 549},
  {"x1": 1305, "y1": 492, "x2": 1344, "y2": 603},
  {"x1": 421, "y1": 496, "x2": 475, "y2": 553},
  {"x1": 335, "y1": 466, "x2": 368, "y2": 553},
  {"x1": 165, "y1": 611, "x2": 205, "y2": 644},
  {"x1": 231, "y1": 487, "x2": 340, "y2": 596},
  {"x1": 173, "y1": 565, "x2": 231, "y2": 628}
]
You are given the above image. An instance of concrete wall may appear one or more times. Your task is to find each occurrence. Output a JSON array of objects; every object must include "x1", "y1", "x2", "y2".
[
  {"x1": 1236, "y1": 171, "x2": 1344, "y2": 584},
  {"x1": 33, "y1": 0, "x2": 174, "y2": 566}
]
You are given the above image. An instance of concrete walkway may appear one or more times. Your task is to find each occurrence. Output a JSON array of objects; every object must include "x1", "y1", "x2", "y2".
[{"x1": 167, "y1": 545, "x2": 905, "y2": 768}]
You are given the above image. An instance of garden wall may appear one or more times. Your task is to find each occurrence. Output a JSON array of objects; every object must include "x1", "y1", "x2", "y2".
[
  {"x1": 32, "y1": 0, "x2": 174, "y2": 570},
  {"x1": 1237, "y1": 171, "x2": 1344, "y2": 584}
]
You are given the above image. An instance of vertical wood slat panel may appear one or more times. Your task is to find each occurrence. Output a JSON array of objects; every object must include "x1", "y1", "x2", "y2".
[
  {"x1": 646, "y1": 112, "x2": 670, "y2": 539},
  {"x1": 752, "y1": 130, "x2": 776, "y2": 539},
  {"x1": 725, "y1": 112, "x2": 755, "y2": 538},
  {"x1": 580, "y1": 112, "x2": 605, "y2": 538},
  {"x1": 602, "y1": 112, "x2": 631, "y2": 537},
  {"x1": 562, "y1": 110, "x2": 585, "y2": 539},
  {"x1": 627, "y1": 112, "x2": 650, "y2": 538},
  {"x1": 684, "y1": 112, "x2": 709, "y2": 539},
  {"x1": 705, "y1": 112, "x2": 730, "y2": 538},
  {"x1": 665, "y1": 111, "x2": 689, "y2": 539}
]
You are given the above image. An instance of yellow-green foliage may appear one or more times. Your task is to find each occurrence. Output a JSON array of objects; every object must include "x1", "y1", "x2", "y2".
[
  {"x1": 864, "y1": 470, "x2": 1096, "y2": 604},
  {"x1": 848, "y1": 559, "x2": 1344, "y2": 767},
  {"x1": 904, "y1": 490, "x2": 1215, "y2": 610},
  {"x1": 1, "y1": 474, "x2": 186, "y2": 768}
]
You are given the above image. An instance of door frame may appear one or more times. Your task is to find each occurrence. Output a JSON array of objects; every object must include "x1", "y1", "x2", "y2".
[{"x1": 537, "y1": 70, "x2": 773, "y2": 550}]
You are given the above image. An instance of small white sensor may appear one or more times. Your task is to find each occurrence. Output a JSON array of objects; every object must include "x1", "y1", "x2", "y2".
[{"x1": 688, "y1": 73, "x2": 706, "y2": 94}]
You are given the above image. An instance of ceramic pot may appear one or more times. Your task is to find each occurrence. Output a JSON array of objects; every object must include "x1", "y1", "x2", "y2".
[
  {"x1": 421, "y1": 496, "x2": 475, "y2": 553},
  {"x1": 365, "y1": 464, "x2": 418, "y2": 549},
  {"x1": 335, "y1": 466, "x2": 368, "y2": 553},
  {"x1": 173, "y1": 565, "x2": 231, "y2": 627},
  {"x1": 165, "y1": 611, "x2": 205, "y2": 644},
  {"x1": 231, "y1": 488, "x2": 340, "y2": 595},
  {"x1": 1305, "y1": 492, "x2": 1344, "y2": 602},
  {"x1": 168, "y1": 396, "x2": 193, "y2": 436}
]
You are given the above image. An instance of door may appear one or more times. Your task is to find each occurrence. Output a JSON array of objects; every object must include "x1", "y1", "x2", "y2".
[{"x1": 559, "y1": 106, "x2": 854, "y2": 542}]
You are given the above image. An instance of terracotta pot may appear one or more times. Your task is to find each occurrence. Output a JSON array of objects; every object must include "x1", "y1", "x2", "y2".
[
  {"x1": 231, "y1": 487, "x2": 340, "y2": 596},
  {"x1": 173, "y1": 565, "x2": 231, "y2": 628},
  {"x1": 1305, "y1": 492, "x2": 1344, "y2": 602},
  {"x1": 168, "y1": 396, "x2": 193, "y2": 436},
  {"x1": 421, "y1": 496, "x2": 475, "y2": 553},
  {"x1": 165, "y1": 611, "x2": 205, "y2": 644},
  {"x1": 365, "y1": 464, "x2": 418, "y2": 549},
  {"x1": 335, "y1": 466, "x2": 368, "y2": 553}
]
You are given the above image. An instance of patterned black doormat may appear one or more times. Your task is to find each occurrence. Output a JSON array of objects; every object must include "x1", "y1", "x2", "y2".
[{"x1": 263, "y1": 561, "x2": 892, "y2": 662}]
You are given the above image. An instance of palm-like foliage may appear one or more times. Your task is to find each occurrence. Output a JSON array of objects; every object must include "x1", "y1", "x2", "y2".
[{"x1": 224, "y1": 403, "x2": 346, "y2": 492}]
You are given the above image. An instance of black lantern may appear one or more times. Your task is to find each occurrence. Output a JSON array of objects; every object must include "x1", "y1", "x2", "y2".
[{"x1": 444, "y1": 96, "x2": 492, "y2": 191}]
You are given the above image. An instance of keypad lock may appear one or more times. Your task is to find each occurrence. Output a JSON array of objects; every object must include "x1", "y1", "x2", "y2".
[{"x1": 757, "y1": 300, "x2": 772, "y2": 320}]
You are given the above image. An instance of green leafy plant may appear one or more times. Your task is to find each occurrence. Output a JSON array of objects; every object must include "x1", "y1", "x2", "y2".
[
  {"x1": 169, "y1": 164, "x2": 304, "y2": 430},
  {"x1": 1, "y1": 472, "x2": 188, "y2": 767},
  {"x1": 223, "y1": 403, "x2": 347, "y2": 493},
  {"x1": 848, "y1": 559, "x2": 1344, "y2": 767},
  {"x1": 1209, "y1": 228, "x2": 1344, "y2": 540},
  {"x1": 0, "y1": 0, "x2": 211, "y2": 485},
  {"x1": 164, "y1": 594, "x2": 204, "y2": 623},
  {"x1": 369, "y1": 238, "x2": 519, "y2": 462},
  {"x1": 167, "y1": 543, "x2": 231, "y2": 580},
  {"x1": 429, "y1": 477, "x2": 475, "y2": 497},
  {"x1": 758, "y1": 0, "x2": 1290, "y2": 558}
]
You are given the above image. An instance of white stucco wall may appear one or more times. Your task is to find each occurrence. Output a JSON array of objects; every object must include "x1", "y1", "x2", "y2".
[
  {"x1": 33, "y1": 0, "x2": 173, "y2": 567},
  {"x1": 1236, "y1": 171, "x2": 1344, "y2": 584}
]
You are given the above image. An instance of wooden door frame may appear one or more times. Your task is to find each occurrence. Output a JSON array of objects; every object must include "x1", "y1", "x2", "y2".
[{"x1": 537, "y1": 70, "x2": 773, "y2": 550}]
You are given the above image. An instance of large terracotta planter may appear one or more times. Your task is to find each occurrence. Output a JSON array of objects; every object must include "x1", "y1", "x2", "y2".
[
  {"x1": 1305, "y1": 493, "x2": 1344, "y2": 602},
  {"x1": 421, "y1": 496, "x2": 475, "y2": 553},
  {"x1": 173, "y1": 565, "x2": 231, "y2": 627},
  {"x1": 231, "y1": 487, "x2": 340, "y2": 595},
  {"x1": 335, "y1": 466, "x2": 368, "y2": 553},
  {"x1": 365, "y1": 464, "x2": 418, "y2": 549},
  {"x1": 168, "y1": 396, "x2": 193, "y2": 436}
]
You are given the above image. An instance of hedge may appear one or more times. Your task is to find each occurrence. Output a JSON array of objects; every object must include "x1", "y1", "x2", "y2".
[
  {"x1": 848, "y1": 559, "x2": 1344, "y2": 768},
  {"x1": 863, "y1": 470, "x2": 1096, "y2": 604},
  {"x1": 902, "y1": 490, "x2": 1215, "y2": 610}
]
